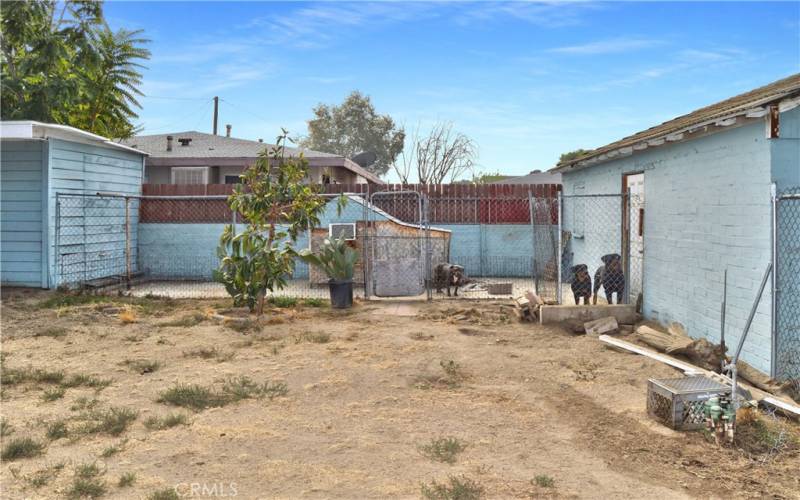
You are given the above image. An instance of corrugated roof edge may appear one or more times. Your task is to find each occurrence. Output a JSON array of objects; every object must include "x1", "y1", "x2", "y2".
[
  {"x1": 343, "y1": 195, "x2": 451, "y2": 233},
  {"x1": 551, "y1": 73, "x2": 800, "y2": 173},
  {"x1": 0, "y1": 120, "x2": 148, "y2": 156}
]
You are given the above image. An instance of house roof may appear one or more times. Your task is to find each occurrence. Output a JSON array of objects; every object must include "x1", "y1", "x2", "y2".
[
  {"x1": 0, "y1": 121, "x2": 147, "y2": 156},
  {"x1": 552, "y1": 73, "x2": 800, "y2": 173},
  {"x1": 123, "y1": 131, "x2": 383, "y2": 184},
  {"x1": 123, "y1": 130, "x2": 337, "y2": 159},
  {"x1": 491, "y1": 170, "x2": 562, "y2": 184}
]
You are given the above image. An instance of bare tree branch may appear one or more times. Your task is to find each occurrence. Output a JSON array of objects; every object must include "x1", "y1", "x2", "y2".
[{"x1": 413, "y1": 122, "x2": 477, "y2": 184}]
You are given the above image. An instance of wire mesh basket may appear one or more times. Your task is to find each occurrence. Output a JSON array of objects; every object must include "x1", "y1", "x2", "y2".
[{"x1": 646, "y1": 376, "x2": 729, "y2": 430}]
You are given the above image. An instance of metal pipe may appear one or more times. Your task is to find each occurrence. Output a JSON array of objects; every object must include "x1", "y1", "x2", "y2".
[
  {"x1": 729, "y1": 263, "x2": 772, "y2": 409},
  {"x1": 557, "y1": 191, "x2": 563, "y2": 304},
  {"x1": 624, "y1": 188, "x2": 631, "y2": 305},
  {"x1": 770, "y1": 183, "x2": 778, "y2": 378},
  {"x1": 720, "y1": 268, "x2": 727, "y2": 367}
]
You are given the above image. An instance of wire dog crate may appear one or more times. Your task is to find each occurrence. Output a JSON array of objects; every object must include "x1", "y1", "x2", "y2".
[{"x1": 646, "y1": 376, "x2": 730, "y2": 430}]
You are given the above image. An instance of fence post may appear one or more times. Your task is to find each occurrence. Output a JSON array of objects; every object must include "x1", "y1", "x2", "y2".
[
  {"x1": 557, "y1": 191, "x2": 562, "y2": 304},
  {"x1": 125, "y1": 196, "x2": 131, "y2": 286},
  {"x1": 770, "y1": 182, "x2": 778, "y2": 379},
  {"x1": 528, "y1": 190, "x2": 536, "y2": 292},
  {"x1": 624, "y1": 188, "x2": 632, "y2": 305},
  {"x1": 55, "y1": 195, "x2": 61, "y2": 288}
]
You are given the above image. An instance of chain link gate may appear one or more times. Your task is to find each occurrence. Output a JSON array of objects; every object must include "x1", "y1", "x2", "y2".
[
  {"x1": 774, "y1": 187, "x2": 800, "y2": 381},
  {"x1": 55, "y1": 193, "x2": 136, "y2": 289},
  {"x1": 530, "y1": 195, "x2": 560, "y2": 302},
  {"x1": 367, "y1": 191, "x2": 432, "y2": 299}
]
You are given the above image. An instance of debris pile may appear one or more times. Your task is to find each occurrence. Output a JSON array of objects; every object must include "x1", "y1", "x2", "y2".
[
  {"x1": 512, "y1": 290, "x2": 544, "y2": 323},
  {"x1": 422, "y1": 307, "x2": 511, "y2": 326}
]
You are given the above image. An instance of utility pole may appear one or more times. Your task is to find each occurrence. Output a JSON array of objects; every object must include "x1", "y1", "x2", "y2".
[{"x1": 212, "y1": 96, "x2": 219, "y2": 135}]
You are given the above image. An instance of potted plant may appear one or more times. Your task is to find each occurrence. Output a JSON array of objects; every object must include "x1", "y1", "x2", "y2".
[{"x1": 299, "y1": 235, "x2": 359, "y2": 309}]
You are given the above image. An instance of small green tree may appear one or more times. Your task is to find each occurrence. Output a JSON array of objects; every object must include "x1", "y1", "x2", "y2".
[
  {"x1": 214, "y1": 131, "x2": 327, "y2": 314},
  {"x1": 558, "y1": 149, "x2": 591, "y2": 163}
]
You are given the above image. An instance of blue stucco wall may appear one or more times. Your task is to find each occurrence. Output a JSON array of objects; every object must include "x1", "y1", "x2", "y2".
[
  {"x1": 562, "y1": 120, "x2": 775, "y2": 373},
  {"x1": 438, "y1": 224, "x2": 533, "y2": 277},
  {"x1": 137, "y1": 198, "x2": 390, "y2": 281},
  {"x1": 47, "y1": 138, "x2": 144, "y2": 286},
  {"x1": 1, "y1": 140, "x2": 46, "y2": 287},
  {"x1": 137, "y1": 194, "x2": 537, "y2": 283}
]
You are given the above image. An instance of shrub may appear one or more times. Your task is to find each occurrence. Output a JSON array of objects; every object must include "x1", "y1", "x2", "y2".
[
  {"x1": 533, "y1": 475, "x2": 555, "y2": 488},
  {"x1": 159, "y1": 312, "x2": 206, "y2": 328},
  {"x1": 148, "y1": 488, "x2": 180, "y2": 500},
  {"x1": 77, "y1": 407, "x2": 138, "y2": 436},
  {"x1": 157, "y1": 384, "x2": 226, "y2": 410},
  {"x1": 1, "y1": 437, "x2": 45, "y2": 460},
  {"x1": 144, "y1": 413, "x2": 188, "y2": 430},
  {"x1": 118, "y1": 472, "x2": 136, "y2": 487},
  {"x1": 420, "y1": 437, "x2": 467, "y2": 464},
  {"x1": 46, "y1": 420, "x2": 69, "y2": 440},
  {"x1": 158, "y1": 378, "x2": 288, "y2": 410},
  {"x1": 42, "y1": 386, "x2": 66, "y2": 401},
  {"x1": 420, "y1": 475, "x2": 485, "y2": 500},
  {"x1": 269, "y1": 296, "x2": 298, "y2": 308},
  {"x1": 67, "y1": 477, "x2": 106, "y2": 499}
]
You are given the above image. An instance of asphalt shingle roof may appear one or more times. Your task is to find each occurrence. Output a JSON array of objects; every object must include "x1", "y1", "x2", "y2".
[
  {"x1": 553, "y1": 73, "x2": 800, "y2": 172},
  {"x1": 122, "y1": 131, "x2": 339, "y2": 159}
]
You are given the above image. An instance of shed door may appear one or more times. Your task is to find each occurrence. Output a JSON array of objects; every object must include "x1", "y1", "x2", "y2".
[{"x1": 625, "y1": 173, "x2": 645, "y2": 304}]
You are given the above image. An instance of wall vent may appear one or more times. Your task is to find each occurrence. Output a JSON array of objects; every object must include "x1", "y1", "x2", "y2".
[{"x1": 329, "y1": 223, "x2": 356, "y2": 241}]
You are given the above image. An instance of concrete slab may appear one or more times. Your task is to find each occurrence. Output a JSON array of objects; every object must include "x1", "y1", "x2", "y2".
[{"x1": 539, "y1": 304, "x2": 638, "y2": 325}]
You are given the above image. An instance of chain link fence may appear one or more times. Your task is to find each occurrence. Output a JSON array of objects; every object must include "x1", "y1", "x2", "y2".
[
  {"x1": 775, "y1": 187, "x2": 800, "y2": 381},
  {"x1": 55, "y1": 190, "x2": 557, "y2": 301},
  {"x1": 558, "y1": 193, "x2": 627, "y2": 305},
  {"x1": 55, "y1": 193, "x2": 138, "y2": 289}
]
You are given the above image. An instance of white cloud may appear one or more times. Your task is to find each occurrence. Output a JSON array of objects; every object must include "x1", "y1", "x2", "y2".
[
  {"x1": 548, "y1": 37, "x2": 662, "y2": 55},
  {"x1": 454, "y1": 1, "x2": 602, "y2": 28}
]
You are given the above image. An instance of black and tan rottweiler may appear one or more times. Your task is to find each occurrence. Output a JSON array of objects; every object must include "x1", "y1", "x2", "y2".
[
  {"x1": 571, "y1": 264, "x2": 592, "y2": 305},
  {"x1": 593, "y1": 253, "x2": 625, "y2": 304}
]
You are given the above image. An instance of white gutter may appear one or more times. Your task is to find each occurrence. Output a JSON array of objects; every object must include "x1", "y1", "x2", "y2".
[{"x1": 0, "y1": 120, "x2": 148, "y2": 156}]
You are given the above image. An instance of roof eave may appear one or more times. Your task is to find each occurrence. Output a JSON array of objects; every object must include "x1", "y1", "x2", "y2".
[{"x1": 551, "y1": 93, "x2": 800, "y2": 174}]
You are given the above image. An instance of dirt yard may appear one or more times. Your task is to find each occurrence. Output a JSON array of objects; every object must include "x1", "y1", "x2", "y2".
[{"x1": 1, "y1": 289, "x2": 798, "y2": 499}]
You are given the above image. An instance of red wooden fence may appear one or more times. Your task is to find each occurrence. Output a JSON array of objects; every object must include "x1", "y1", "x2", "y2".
[{"x1": 140, "y1": 183, "x2": 561, "y2": 224}]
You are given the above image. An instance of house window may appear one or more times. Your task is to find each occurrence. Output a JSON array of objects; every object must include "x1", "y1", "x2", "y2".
[
  {"x1": 224, "y1": 175, "x2": 241, "y2": 184},
  {"x1": 171, "y1": 167, "x2": 210, "y2": 185}
]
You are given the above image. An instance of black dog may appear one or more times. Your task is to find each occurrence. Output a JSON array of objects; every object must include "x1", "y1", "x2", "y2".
[
  {"x1": 593, "y1": 254, "x2": 625, "y2": 304},
  {"x1": 570, "y1": 264, "x2": 592, "y2": 305},
  {"x1": 433, "y1": 263, "x2": 465, "y2": 297}
]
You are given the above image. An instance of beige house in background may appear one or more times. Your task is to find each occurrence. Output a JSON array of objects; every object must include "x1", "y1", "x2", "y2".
[{"x1": 123, "y1": 131, "x2": 384, "y2": 185}]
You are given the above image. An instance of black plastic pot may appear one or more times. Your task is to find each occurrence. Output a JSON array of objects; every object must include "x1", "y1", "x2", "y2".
[{"x1": 328, "y1": 279, "x2": 353, "y2": 309}]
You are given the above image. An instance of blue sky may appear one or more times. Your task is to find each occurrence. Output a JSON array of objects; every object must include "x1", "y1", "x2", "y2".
[{"x1": 106, "y1": 1, "x2": 800, "y2": 181}]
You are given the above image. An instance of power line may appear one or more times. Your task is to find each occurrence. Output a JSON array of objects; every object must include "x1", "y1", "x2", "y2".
[
  {"x1": 142, "y1": 95, "x2": 211, "y2": 101},
  {"x1": 139, "y1": 98, "x2": 214, "y2": 133}
]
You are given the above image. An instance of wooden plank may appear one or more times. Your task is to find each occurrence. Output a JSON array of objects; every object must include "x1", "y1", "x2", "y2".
[
  {"x1": 598, "y1": 335, "x2": 800, "y2": 419},
  {"x1": 598, "y1": 335, "x2": 704, "y2": 374}
]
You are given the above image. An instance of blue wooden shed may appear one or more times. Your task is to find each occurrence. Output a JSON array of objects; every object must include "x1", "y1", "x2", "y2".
[{"x1": 1, "y1": 121, "x2": 147, "y2": 288}]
